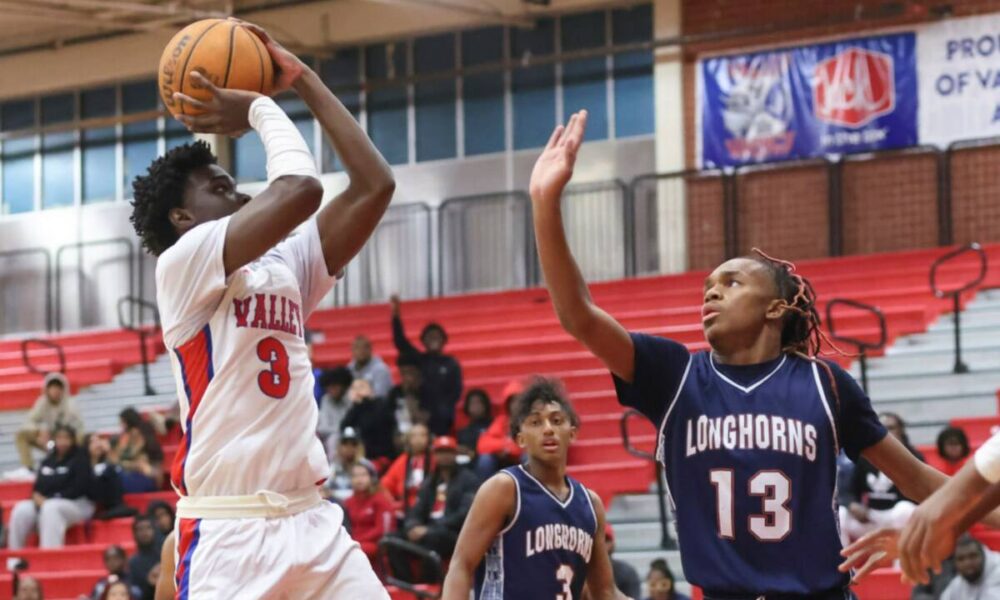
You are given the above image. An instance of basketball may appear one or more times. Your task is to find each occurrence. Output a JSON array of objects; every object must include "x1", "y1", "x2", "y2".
[{"x1": 158, "y1": 18, "x2": 274, "y2": 117}]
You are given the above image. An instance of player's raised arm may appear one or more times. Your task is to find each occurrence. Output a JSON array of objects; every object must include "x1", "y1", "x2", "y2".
[
  {"x1": 441, "y1": 474, "x2": 516, "y2": 599},
  {"x1": 530, "y1": 111, "x2": 635, "y2": 382},
  {"x1": 245, "y1": 22, "x2": 395, "y2": 276},
  {"x1": 583, "y1": 490, "x2": 631, "y2": 600},
  {"x1": 173, "y1": 72, "x2": 323, "y2": 276}
]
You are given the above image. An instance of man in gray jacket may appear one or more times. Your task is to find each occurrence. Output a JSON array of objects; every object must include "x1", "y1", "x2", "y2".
[
  {"x1": 348, "y1": 335, "x2": 393, "y2": 398},
  {"x1": 941, "y1": 535, "x2": 1000, "y2": 600},
  {"x1": 14, "y1": 373, "x2": 84, "y2": 470}
]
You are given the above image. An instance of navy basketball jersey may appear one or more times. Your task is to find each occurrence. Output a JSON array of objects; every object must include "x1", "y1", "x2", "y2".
[
  {"x1": 474, "y1": 465, "x2": 598, "y2": 600},
  {"x1": 616, "y1": 334, "x2": 887, "y2": 596}
]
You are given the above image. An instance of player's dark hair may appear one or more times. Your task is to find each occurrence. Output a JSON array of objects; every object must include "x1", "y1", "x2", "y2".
[
  {"x1": 936, "y1": 426, "x2": 971, "y2": 460},
  {"x1": 130, "y1": 141, "x2": 217, "y2": 256},
  {"x1": 509, "y1": 378, "x2": 579, "y2": 438}
]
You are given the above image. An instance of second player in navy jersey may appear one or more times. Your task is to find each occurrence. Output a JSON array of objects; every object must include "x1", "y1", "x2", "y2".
[
  {"x1": 528, "y1": 110, "x2": 998, "y2": 599},
  {"x1": 442, "y1": 379, "x2": 628, "y2": 600}
]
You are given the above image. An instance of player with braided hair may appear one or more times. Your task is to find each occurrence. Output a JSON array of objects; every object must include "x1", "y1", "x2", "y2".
[{"x1": 529, "y1": 111, "x2": 989, "y2": 599}]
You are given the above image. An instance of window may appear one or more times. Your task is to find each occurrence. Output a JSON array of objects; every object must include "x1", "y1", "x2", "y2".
[
  {"x1": 511, "y1": 19, "x2": 556, "y2": 150},
  {"x1": 40, "y1": 94, "x2": 76, "y2": 209},
  {"x1": 612, "y1": 4, "x2": 654, "y2": 137},
  {"x1": 80, "y1": 87, "x2": 117, "y2": 203},
  {"x1": 122, "y1": 80, "x2": 160, "y2": 198},
  {"x1": 561, "y1": 11, "x2": 609, "y2": 141},
  {"x1": 462, "y1": 27, "x2": 505, "y2": 156},
  {"x1": 366, "y1": 43, "x2": 409, "y2": 165},
  {"x1": 319, "y1": 48, "x2": 361, "y2": 172},
  {"x1": 414, "y1": 33, "x2": 457, "y2": 162},
  {"x1": 1, "y1": 100, "x2": 37, "y2": 214}
]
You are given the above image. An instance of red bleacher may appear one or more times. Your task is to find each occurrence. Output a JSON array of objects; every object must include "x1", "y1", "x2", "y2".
[{"x1": 0, "y1": 246, "x2": 998, "y2": 598}]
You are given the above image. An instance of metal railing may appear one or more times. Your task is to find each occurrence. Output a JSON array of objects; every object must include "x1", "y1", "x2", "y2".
[
  {"x1": 620, "y1": 408, "x2": 672, "y2": 550},
  {"x1": 377, "y1": 536, "x2": 443, "y2": 599},
  {"x1": 825, "y1": 299, "x2": 887, "y2": 394},
  {"x1": 20, "y1": 338, "x2": 65, "y2": 375},
  {"x1": 117, "y1": 296, "x2": 160, "y2": 397},
  {"x1": 54, "y1": 238, "x2": 135, "y2": 332},
  {"x1": 0, "y1": 247, "x2": 52, "y2": 334},
  {"x1": 930, "y1": 243, "x2": 989, "y2": 374}
]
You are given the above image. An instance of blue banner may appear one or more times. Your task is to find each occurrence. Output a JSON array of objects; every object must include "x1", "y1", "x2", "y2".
[{"x1": 699, "y1": 33, "x2": 918, "y2": 168}]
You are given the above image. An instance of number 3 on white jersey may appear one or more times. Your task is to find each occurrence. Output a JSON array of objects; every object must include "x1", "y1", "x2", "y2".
[
  {"x1": 555, "y1": 564, "x2": 574, "y2": 600},
  {"x1": 710, "y1": 469, "x2": 792, "y2": 542}
]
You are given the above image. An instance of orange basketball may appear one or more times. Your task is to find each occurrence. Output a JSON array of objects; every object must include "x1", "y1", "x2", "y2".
[{"x1": 158, "y1": 19, "x2": 274, "y2": 117}]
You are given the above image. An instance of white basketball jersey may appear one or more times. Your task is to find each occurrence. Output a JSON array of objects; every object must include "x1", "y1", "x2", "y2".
[{"x1": 156, "y1": 216, "x2": 335, "y2": 497}]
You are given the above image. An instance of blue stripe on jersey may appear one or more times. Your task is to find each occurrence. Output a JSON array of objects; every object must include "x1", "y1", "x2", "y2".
[{"x1": 475, "y1": 466, "x2": 597, "y2": 600}]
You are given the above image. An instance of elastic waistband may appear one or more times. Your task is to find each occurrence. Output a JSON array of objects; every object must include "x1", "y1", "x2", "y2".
[
  {"x1": 703, "y1": 588, "x2": 851, "y2": 600},
  {"x1": 175, "y1": 487, "x2": 322, "y2": 519}
]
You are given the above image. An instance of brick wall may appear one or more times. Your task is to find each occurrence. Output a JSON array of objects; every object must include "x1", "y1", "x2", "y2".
[{"x1": 679, "y1": 0, "x2": 1000, "y2": 262}]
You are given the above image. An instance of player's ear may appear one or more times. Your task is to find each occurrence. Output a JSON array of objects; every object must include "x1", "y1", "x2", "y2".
[
  {"x1": 168, "y1": 206, "x2": 195, "y2": 231},
  {"x1": 765, "y1": 298, "x2": 788, "y2": 321},
  {"x1": 516, "y1": 431, "x2": 526, "y2": 449}
]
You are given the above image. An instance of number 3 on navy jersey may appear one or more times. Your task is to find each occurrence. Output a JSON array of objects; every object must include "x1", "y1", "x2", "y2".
[
  {"x1": 710, "y1": 469, "x2": 792, "y2": 541},
  {"x1": 257, "y1": 337, "x2": 290, "y2": 399},
  {"x1": 555, "y1": 564, "x2": 574, "y2": 600}
]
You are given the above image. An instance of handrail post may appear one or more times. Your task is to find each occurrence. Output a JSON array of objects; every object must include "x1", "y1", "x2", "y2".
[
  {"x1": 825, "y1": 299, "x2": 888, "y2": 395},
  {"x1": 377, "y1": 536, "x2": 443, "y2": 599},
  {"x1": 620, "y1": 409, "x2": 671, "y2": 550},
  {"x1": 929, "y1": 243, "x2": 988, "y2": 375},
  {"x1": 118, "y1": 296, "x2": 161, "y2": 396},
  {"x1": 20, "y1": 339, "x2": 66, "y2": 376}
]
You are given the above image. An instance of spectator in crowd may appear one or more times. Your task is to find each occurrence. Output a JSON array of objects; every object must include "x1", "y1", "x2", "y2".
[
  {"x1": 941, "y1": 534, "x2": 1000, "y2": 600},
  {"x1": 645, "y1": 559, "x2": 689, "y2": 600},
  {"x1": 89, "y1": 547, "x2": 142, "y2": 600},
  {"x1": 97, "y1": 578, "x2": 137, "y2": 600},
  {"x1": 15, "y1": 373, "x2": 84, "y2": 471},
  {"x1": 305, "y1": 330, "x2": 325, "y2": 406},
  {"x1": 9, "y1": 425, "x2": 93, "y2": 549},
  {"x1": 456, "y1": 389, "x2": 492, "y2": 464},
  {"x1": 13, "y1": 575, "x2": 42, "y2": 600},
  {"x1": 605, "y1": 523, "x2": 641, "y2": 600},
  {"x1": 85, "y1": 434, "x2": 129, "y2": 519},
  {"x1": 390, "y1": 296, "x2": 463, "y2": 436},
  {"x1": 387, "y1": 352, "x2": 428, "y2": 441},
  {"x1": 388, "y1": 436, "x2": 478, "y2": 583},
  {"x1": 935, "y1": 426, "x2": 971, "y2": 476},
  {"x1": 349, "y1": 335, "x2": 393, "y2": 398},
  {"x1": 382, "y1": 423, "x2": 432, "y2": 513},
  {"x1": 475, "y1": 380, "x2": 525, "y2": 480},
  {"x1": 343, "y1": 459, "x2": 395, "y2": 566},
  {"x1": 323, "y1": 427, "x2": 364, "y2": 502},
  {"x1": 836, "y1": 450, "x2": 856, "y2": 509},
  {"x1": 317, "y1": 367, "x2": 354, "y2": 457},
  {"x1": 839, "y1": 412, "x2": 924, "y2": 544},
  {"x1": 108, "y1": 409, "x2": 163, "y2": 494},
  {"x1": 127, "y1": 516, "x2": 161, "y2": 599},
  {"x1": 341, "y1": 378, "x2": 398, "y2": 468},
  {"x1": 145, "y1": 501, "x2": 174, "y2": 537}
]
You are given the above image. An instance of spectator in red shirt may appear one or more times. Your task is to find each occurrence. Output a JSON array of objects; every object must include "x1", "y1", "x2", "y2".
[
  {"x1": 343, "y1": 459, "x2": 395, "y2": 566},
  {"x1": 934, "y1": 426, "x2": 971, "y2": 476},
  {"x1": 474, "y1": 380, "x2": 524, "y2": 480},
  {"x1": 381, "y1": 423, "x2": 432, "y2": 513}
]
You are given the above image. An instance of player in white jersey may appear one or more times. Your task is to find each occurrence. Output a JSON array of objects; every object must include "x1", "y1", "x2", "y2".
[{"x1": 129, "y1": 21, "x2": 394, "y2": 599}]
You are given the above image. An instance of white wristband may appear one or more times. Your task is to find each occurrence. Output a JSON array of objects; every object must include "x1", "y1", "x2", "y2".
[
  {"x1": 974, "y1": 433, "x2": 1000, "y2": 484},
  {"x1": 248, "y1": 96, "x2": 319, "y2": 184}
]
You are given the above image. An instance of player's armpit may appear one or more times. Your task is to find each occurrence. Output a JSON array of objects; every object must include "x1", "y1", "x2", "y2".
[
  {"x1": 584, "y1": 490, "x2": 624, "y2": 600},
  {"x1": 441, "y1": 474, "x2": 516, "y2": 600}
]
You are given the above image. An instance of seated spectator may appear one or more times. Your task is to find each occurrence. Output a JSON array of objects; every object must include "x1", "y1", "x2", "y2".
[
  {"x1": 390, "y1": 296, "x2": 463, "y2": 436},
  {"x1": 935, "y1": 426, "x2": 971, "y2": 476},
  {"x1": 128, "y1": 516, "x2": 161, "y2": 599},
  {"x1": 388, "y1": 352, "x2": 429, "y2": 443},
  {"x1": 941, "y1": 534, "x2": 1000, "y2": 599},
  {"x1": 341, "y1": 379, "x2": 398, "y2": 468},
  {"x1": 387, "y1": 436, "x2": 478, "y2": 583},
  {"x1": 382, "y1": 423, "x2": 432, "y2": 513},
  {"x1": 145, "y1": 500, "x2": 175, "y2": 537},
  {"x1": 343, "y1": 459, "x2": 395, "y2": 566},
  {"x1": 323, "y1": 428, "x2": 364, "y2": 502},
  {"x1": 475, "y1": 380, "x2": 525, "y2": 480},
  {"x1": 15, "y1": 373, "x2": 84, "y2": 471},
  {"x1": 839, "y1": 412, "x2": 923, "y2": 544},
  {"x1": 85, "y1": 434, "x2": 130, "y2": 519},
  {"x1": 456, "y1": 389, "x2": 492, "y2": 464},
  {"x1": 317, "y1": 367, "x2": 354, "y2": 458},
  {"x1": 108, "y1": 409, "x2": 163, "y2": 494},
  {"x1": 306, "y1": 330, "x2": 325, "y2": 405},
  {"x1": 645, "y1": 558, "x2": 689, "y2": 600},
  {"x1": 9, "y1": 425, "x2": 93, "y2": 549},
  {"x1": 835, "y1": 450, "x2": 855, "y2": 509},
  {"x1": 13, "y1": 574, "x2": 42, "y2": 600},
  {"x1": 605, "y1": 524, "x2": 641, "y2": 600},
  {"x1": 98, "y1": 578, "x2": 138, "y2": 600},
  {"x1": 89, "y1": 547, "x2": 142, "y2": 600},
  {"x1": 349, "y1": 335, "x2": 393, "y2": 398}
]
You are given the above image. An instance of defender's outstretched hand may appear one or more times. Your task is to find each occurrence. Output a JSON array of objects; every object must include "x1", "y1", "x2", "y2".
[
  {"x1": 530, "y1": 110, "x2": 588, "y2": 205},
  {"x1": 838, "y1": 527, "x2": 900, "y2": 583},
  {"x1": 173, "y1": 71, "x2": 260, "y2": 136}
]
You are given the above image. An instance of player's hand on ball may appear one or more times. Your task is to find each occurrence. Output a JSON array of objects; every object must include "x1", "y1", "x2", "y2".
[
  {"x1": 235, "y1": 20, "x2": 306, "y2": 93},
  {"x1": 838, "y1": 527, "x2": 899, "y2": 583},
  {"x1": 529, "y1": 110, "x2": 588, "y2": 205},
  {"x1": 174, "y1": 71, "x2": 261, "y2": 136}
]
